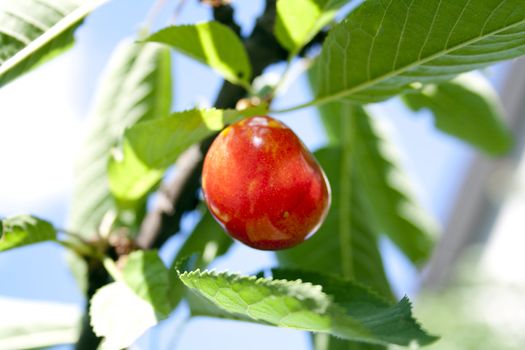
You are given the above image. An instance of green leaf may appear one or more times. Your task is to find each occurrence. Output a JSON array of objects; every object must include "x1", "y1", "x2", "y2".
[
  {"x1": 0, "y1": 215, "x2": 56, "y2": 252},
  {"x1": 351, "y1": 106, "x2": 437, "y2": 265},
  {"x1": 93, "y1": 252, "x2": 188, "y2": 349},
  {"x1": 68, "y1": 39, "x2": 172, "y2": 237},
  {"x1": 311, "y1": 0, "x2": 525, "y2": 104},
  {"x1": 315, "y1": 100, "x2": 344, "y2": 146},
  {"x1": 402, "y1": 73, "x2": 512, "y2": 155},
  {"x1": 274, "y1": 0, "x2": 347, "y2": 55},
  {"x1": 272, "y1": 270, "x2": 433, "y2": 347},
  {"x1": 90, "y1": 282, "x2": 159, "y2": 350},
  {"x1": 314, "y1": 334, "x2": 384, "y2": 350},
  {"x1": 277, "y1": 145, "x2": 392, "y2": 350},
  {"x1": 162, "y1": 209, "x2": 235, "y2": 320},
  {"x1": 126, "y1": 106, "x2": 268, "y2": 169},
  {"x1": 277, "y1": 147, "x2": 392, "y2": 298},
  {"x1": 173, "y1": 209, "x2": 233, "y2": 270},
  {"x1": 122, "y1": 250, "x2": 173, "y2": 318},
  {"x1": 147, "y1": 22, "x2": 251, "y2": 87},
  {"x1": 0, "y1": 297, "x2": 81, "y2": 349},
  {"x1": 178, "y1": 269, "x2": 437, "y2": 347},
  {"x1": 309, "y1": 63, "x2": 436, "y2": 264},
  {"x1": 0, "y1": 0, "x2": 108, "y2": 87},
  {"x1": 107, "y1": 140, "x2": 165, "y2": 205},
  {"x1": 65, "y1": 251, "x2": 88, "y2": 295},
  {"x1": 312, "y1": 99, "x2": 437, "y2": 266},
  {"x1": 108, "y1": 106, "x2": 267, "y2": 202}
]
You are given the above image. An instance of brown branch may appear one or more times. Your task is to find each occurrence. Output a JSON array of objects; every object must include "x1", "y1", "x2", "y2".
[
  {"x1": 136, "y1": 145, "x2": 203, "y2": 249},
  {"x1": 75, "y1": 258, "x2": 109, "y2": 350}
]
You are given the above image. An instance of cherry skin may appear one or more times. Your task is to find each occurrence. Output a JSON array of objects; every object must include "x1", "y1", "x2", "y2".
[{"x1": 202, "y1": 115, "x2": 331, "y2": 250}]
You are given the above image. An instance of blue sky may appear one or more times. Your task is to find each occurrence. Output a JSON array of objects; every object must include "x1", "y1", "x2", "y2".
[{"x1": 0, "y1": 0, "x2": 489, "y2": 348}]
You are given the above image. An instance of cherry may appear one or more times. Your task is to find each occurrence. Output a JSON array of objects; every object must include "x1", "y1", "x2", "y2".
[{"x1": 202, "y1": 115, "x2": 331, "y2": 250}]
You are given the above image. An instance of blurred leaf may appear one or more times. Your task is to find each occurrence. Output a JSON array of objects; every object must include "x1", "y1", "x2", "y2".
[
  {"x1": 65, "y1": 251, "x2": 88, "y2": 295},
  {"x1": 90, "y1": 282, "x2": 159, "y2": 350},
  {"x1": 122, "y1": 250, "x2": 173, "y2": 318},
  {"x1": 350, "y1": 106, "x2": 437, "y2": 265},
  {"x1": 161, "y1": 209, "x2": 235, "y2": 321},
  {"x1": 178, "y1": 268, "x2": 437, "y2": 346},
  {"x1": 93, "y1": 251, "x2": 186, "y2": 349},
  {"x1": 173, "y1": 209, "x2": 233, "y2": 270},
  {"x1": 107, "y1": 140, "x2": 164, "y2": 205},
  {"x1": 277, "y1": 148, "x2": 392, "y2": 298},
  {"x1": 310, "y1": 90, "x2": 437, "y2": 265},
  {"x1": 272, "y1": 270, "x2": 424, "y2": 349},
  {"x1": 0, "y1": 297, "x2": 81, "y2": 350},
  {"x1": 402, "y1": 73, "x2": 512, "y2": 155},
  {"x1": 69, "y1": 39, "x2": 172, "y2": 237},
  {"x1": 274, "y1": 0, "x2": 347, "y2": 54},
  {"x1": 0, "y1": 215, "x2": 56, "y2": 252},
  {"x1": 147, "y1": 22, "x2": 251, "y2": 86},
  {"x1": 108, "y1": 106, "x2": 267, "y2": 202},
  {"x1": 311, "y1": 0, "x2": 525, "y2": 104},
  {"x1": 280, "y1": 109, "x2": 391, "y2": 350},
  {"x1": 314, "y1": 98, "x2": 344, "y2": 146},
  {"x1": 124, "y1": 106, "x2": 267, "y2": 168},
  {"x1": 409, "y1": 278, "x2": 525, "y2": 350},
  {"x1": 0, "y1": 0, "x2": 108, "y2": 87}
]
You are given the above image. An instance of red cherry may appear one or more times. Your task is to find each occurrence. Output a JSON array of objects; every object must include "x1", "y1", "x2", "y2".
[{"x1": 202, "y1": 115, "x2": 331, "y2": 250}]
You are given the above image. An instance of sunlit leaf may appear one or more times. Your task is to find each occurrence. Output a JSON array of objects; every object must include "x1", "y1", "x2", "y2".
[
  {"x1": 108, "y1": 106, "x2": 267, "y2": 202},
  {"x1": 90, "y1": 282, "x2": 159, "y2": 350},
  {"x1": 311, "y1": 0, "x2": 525, "y2": 104},
  {"x1": 0, "y1": 0, "x2": 108, "y2": 87},
  {"x1": 0, "y1": 215, "x2": 55, "y2": 252},
  {"x1": 122, "y1": 250, "x2": 173, "y2": 318},
  {"x1": 274, "y1": 0, "x2": 347, "y2": 54},
  {"x1": 147, "y1": 22, "x2": 251, "y2": 86},
  {"x1": 179, "y1": 268, "x2": 437, "y2": 346}
]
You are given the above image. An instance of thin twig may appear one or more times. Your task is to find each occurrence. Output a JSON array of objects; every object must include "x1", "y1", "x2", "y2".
[
  {"x1": 56, "y1": 227, "x2": 92, "y2": 245},
  {"x1": 137, "y1": 145, "x2": 203, "y2": 249},
  {"x1": 171, "y1": 0, "x2": 189, "y2": 24},
  {"x1": 144, "y1": 0, "x2": 169, "y2": 30},
  {"x1": 272, "y1": 58, "x2": 294, "y2": 97}
]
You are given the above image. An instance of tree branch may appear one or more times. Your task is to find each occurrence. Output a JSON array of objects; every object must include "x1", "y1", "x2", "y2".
[
  {"x1": 136, "y1": 145, "x2": 204, "y2": 249},
  {"x1": 75, "y1": 258, "x2": 109, "y2": 350},
  {"x1": 213, "y1": 4, "x2": 241, "y2": 36}
]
